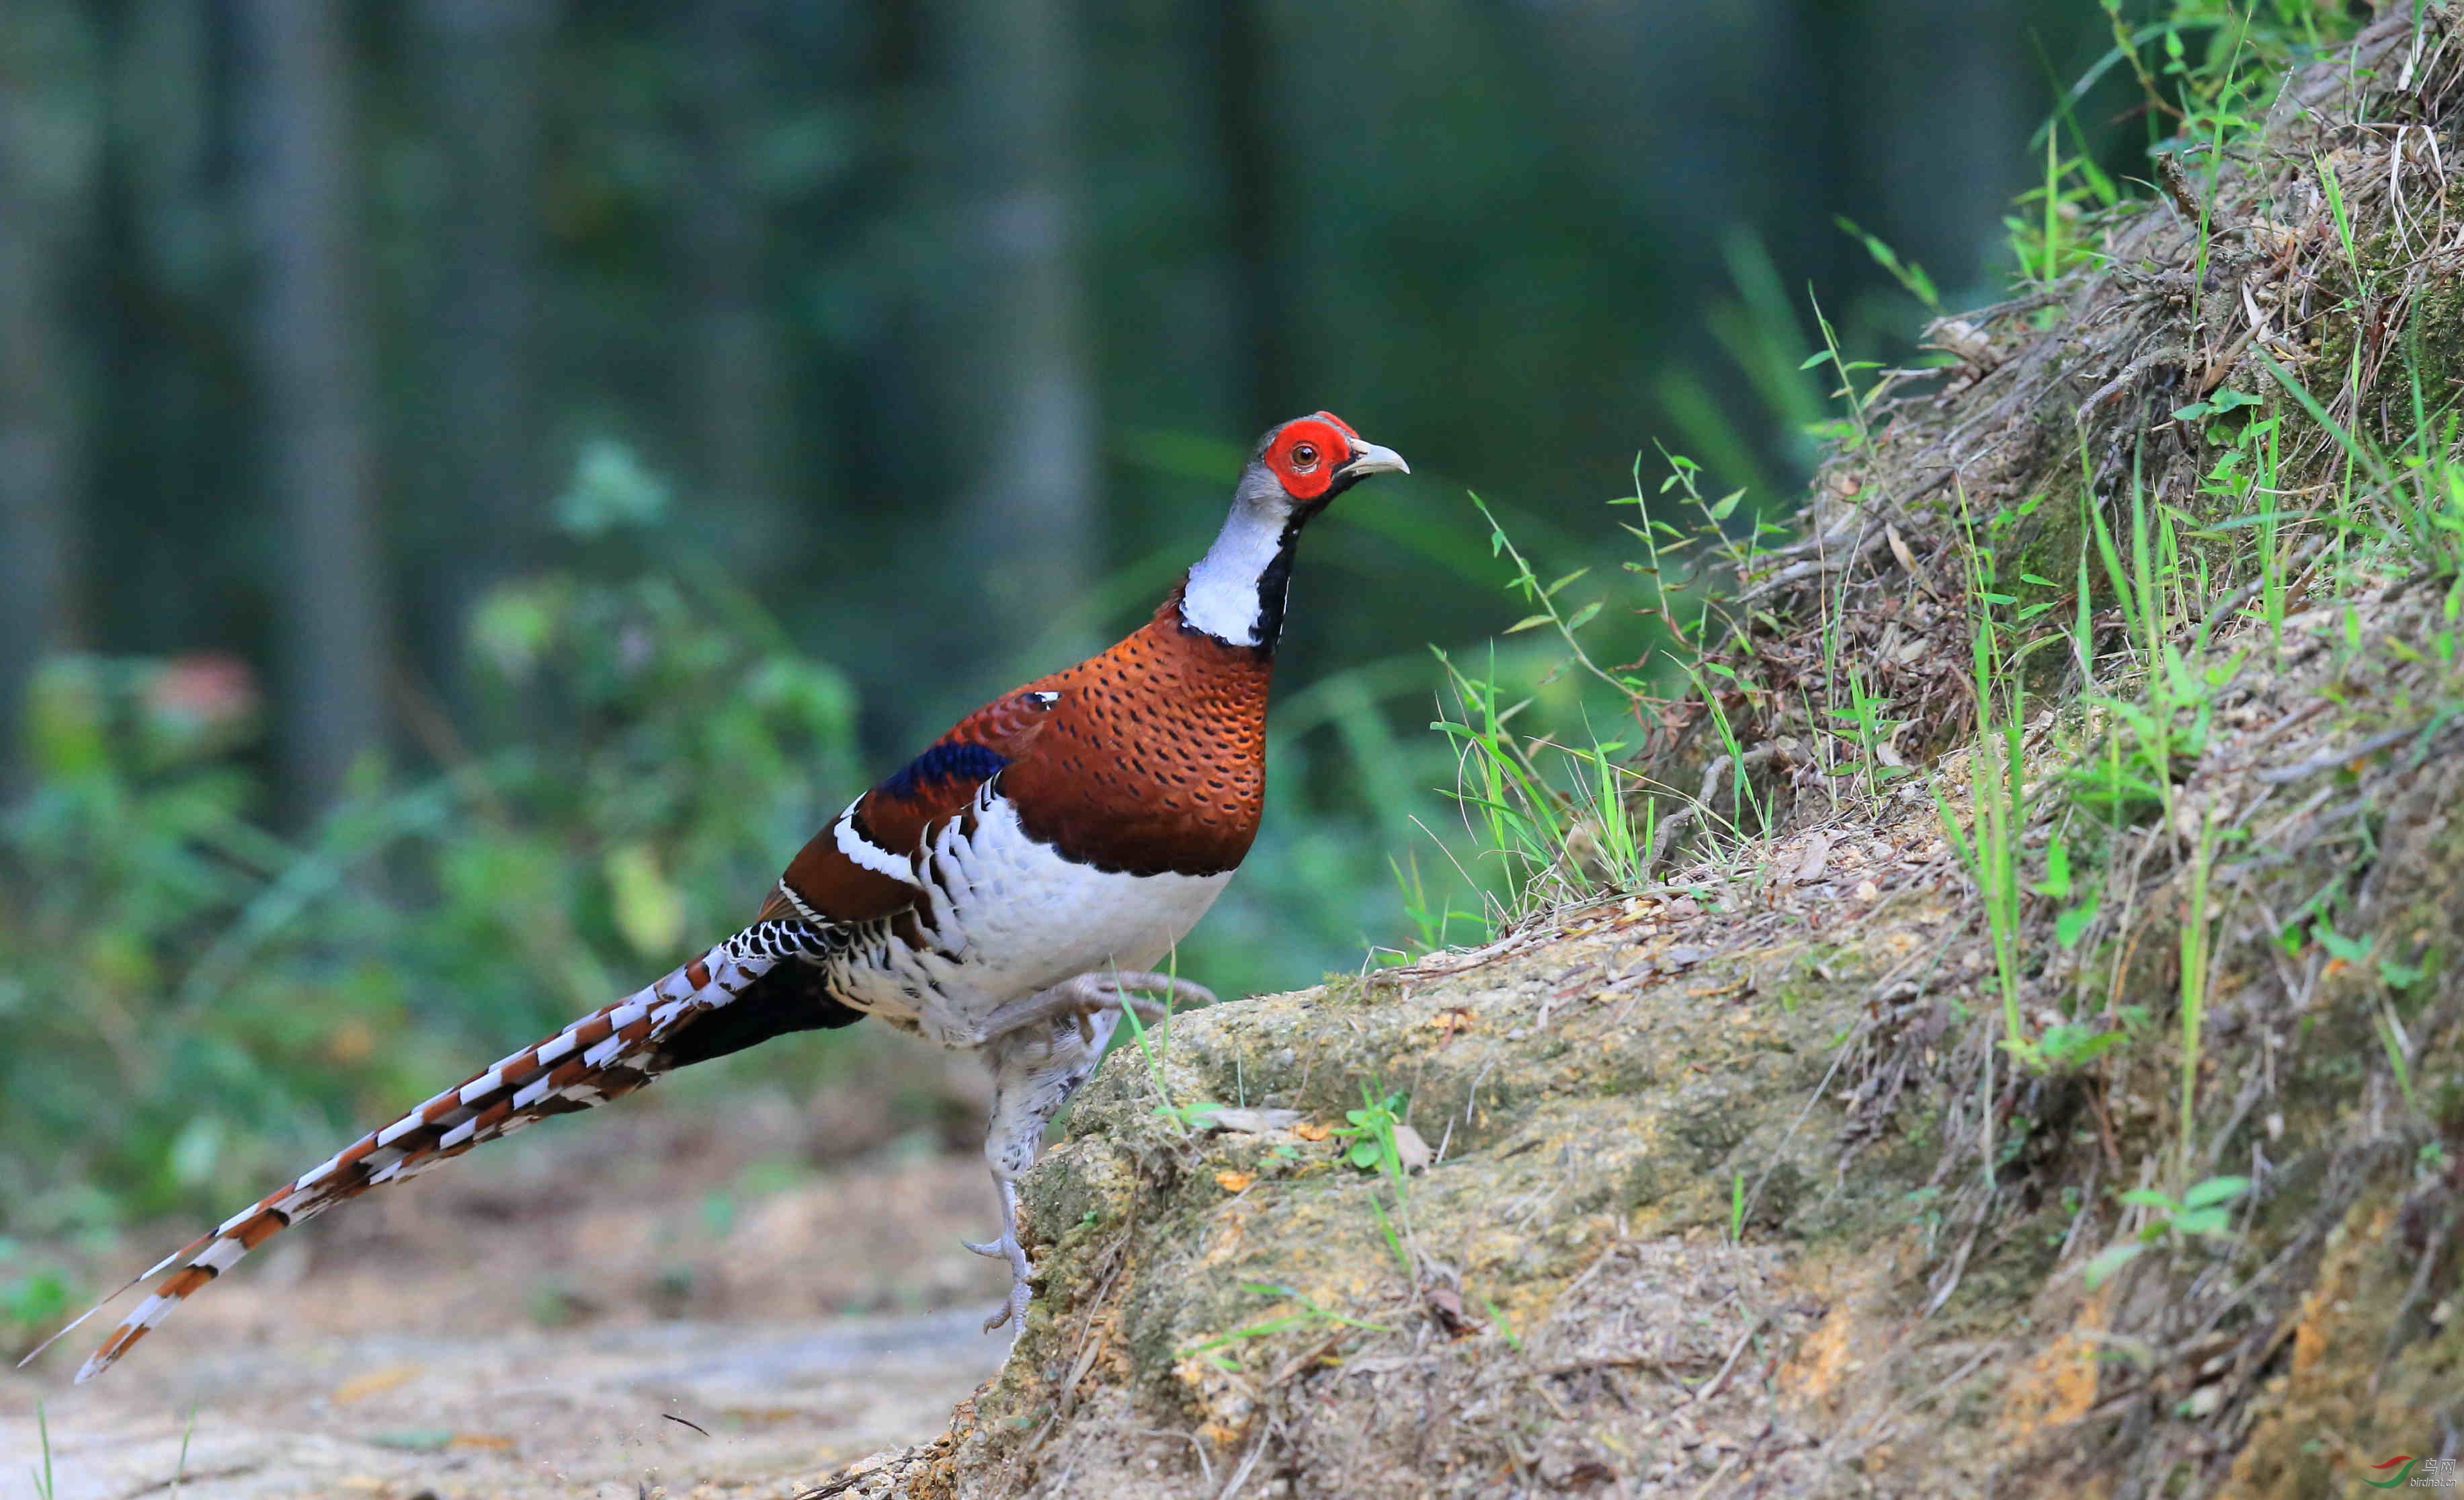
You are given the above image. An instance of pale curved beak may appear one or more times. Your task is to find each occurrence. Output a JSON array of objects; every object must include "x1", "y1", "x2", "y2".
[{"x1": 1338, "y1": 440, "x2": 1411, "y2": 479}]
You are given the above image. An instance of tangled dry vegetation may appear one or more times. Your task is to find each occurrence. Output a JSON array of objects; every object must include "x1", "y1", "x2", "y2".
[{"x1": 805, "y1": 11, "x2": 2463, "y2": 1497}]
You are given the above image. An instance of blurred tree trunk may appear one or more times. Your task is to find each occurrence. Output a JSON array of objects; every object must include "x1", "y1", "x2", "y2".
[
  {"x1": 241, "y1": 0, "x2": 391, "y2": 815},
  {"x1": 414, "y1": 0, "x2": 555, "y2": 713},
  {"x1": 685, "y1": 0, "x2": 792, "y2": 578},
  {"x1": 1844, "y1": 0, "x2": 2023, "y2": 300},
  {"x1": 1204, "y1": 0, "x2": 1282, "y2": 439},
  {"x1": 0, "y1": 3, "x2": 101, "y2": 794},
  {"x1": 946, "y1": 0, "x2": 1096, "y2": 665},
  {"x1": 1521, "y1": 0, "x2": 1792, "y2": 283}
]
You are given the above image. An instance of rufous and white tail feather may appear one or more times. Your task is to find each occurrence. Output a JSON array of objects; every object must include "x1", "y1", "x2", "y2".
[{"x1": 23, "y1": 922, "x2": 817, "y2": 1382}]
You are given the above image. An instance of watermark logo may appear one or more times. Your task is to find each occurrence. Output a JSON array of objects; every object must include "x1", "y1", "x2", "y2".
[{"x1": 2367, "y1": 1455, "x2": 2460, "y2": 1489}]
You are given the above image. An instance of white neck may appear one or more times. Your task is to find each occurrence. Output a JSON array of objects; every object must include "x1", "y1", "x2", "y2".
[{"x1": 1181, "y1": 496, "x2": 1292, "y2": 647}]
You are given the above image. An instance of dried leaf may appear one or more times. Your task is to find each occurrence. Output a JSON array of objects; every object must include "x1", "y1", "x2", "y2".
[
  {"x1": 1656, "y1": 945, "x2": 1707, "y2": 974},
  {"x1": 1204, "y1": 1107, "x2": 1303, "y2": 1135},
  {"x1": 1214, "y1": 1170, "x2": 1256, "y2": 1193},
  {"x1": 1391, "y1": 1123, "x2": 1434, "y2": 1173},
  {"x1": 1792, "y1": 831, "x2": 1835, "y2": 884},
  {"x1": 1293, "y1": 1121, "x2": 1332, "y2": 1142},
  {"x1": 1421, "y1": 1281, "x2": 1477, "y2": 1335},
  {"x1": 1885, "y1": 524, "x2": 1939, "y2": 599},
  {"x1": 335, "y1": 1364, "x2": 423, "y2": 1405},
  {"x1": 1928, "y1": 317, "x2": 1996, "y2": 366}
]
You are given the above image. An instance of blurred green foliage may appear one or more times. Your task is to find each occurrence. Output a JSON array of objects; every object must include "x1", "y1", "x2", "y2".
[{"x1": 0, "y1": 446, "x2": 858, "y2": 1253}]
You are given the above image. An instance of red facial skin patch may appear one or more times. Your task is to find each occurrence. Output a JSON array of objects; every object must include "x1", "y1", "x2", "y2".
[{"x1": 1262, "y1": 414, "x2": 1356, "y2": 500}]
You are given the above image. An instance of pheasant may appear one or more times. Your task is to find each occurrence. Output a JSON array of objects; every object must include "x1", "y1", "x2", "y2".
[{"x1": 34, "y1": 411, "x2": 1407, "y2": 1382}]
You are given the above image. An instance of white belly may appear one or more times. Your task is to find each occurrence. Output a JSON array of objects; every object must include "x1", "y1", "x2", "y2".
[{"x1": 831, "y1": 791, "x2": 1233, "y2": 1046}]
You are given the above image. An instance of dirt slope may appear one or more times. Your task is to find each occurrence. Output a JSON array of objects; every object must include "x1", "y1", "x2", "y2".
[{"x1": 816, "y1": 604, "x2": 2458, "y2": 1496}]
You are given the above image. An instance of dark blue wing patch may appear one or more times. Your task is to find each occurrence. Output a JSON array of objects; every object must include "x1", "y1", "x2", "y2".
[{"x1": 876, "y1": 740, "x2": 1009, "y2": 803}]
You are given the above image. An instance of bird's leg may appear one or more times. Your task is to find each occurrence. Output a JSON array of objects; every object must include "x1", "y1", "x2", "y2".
[
  {"x1": 973, "y1": 970, "x2": 1217, "y2": 1048},
  {"x1": 961, "y1": 996, "x2": 1155, "y2": 1333},
  {"x1": 958, "y1": 972, "x2": 1219, "y2": 1331}
]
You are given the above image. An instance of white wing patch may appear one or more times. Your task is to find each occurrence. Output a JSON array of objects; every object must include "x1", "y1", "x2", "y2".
[{"x1": 833, "y1": 798, "x2": 923, "y2": 885}]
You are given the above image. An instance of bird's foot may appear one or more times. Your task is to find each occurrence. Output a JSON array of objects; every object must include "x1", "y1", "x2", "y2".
[
  {"x1": 962, "y1": 1226, "x2": 1035, "y2": 1334},
  {"x1": 977, "y1": 970, "x2": 1218, "y2": 1046},
  {"x1": 964, "y1": 1176, "x2": 1035, "y2": 1334}
]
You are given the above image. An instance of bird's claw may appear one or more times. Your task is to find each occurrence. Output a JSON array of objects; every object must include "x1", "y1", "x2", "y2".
[
  {"x1": 983, "y1": 1277, "x2": 1032, "y2": 1335},
  {"x1": 963, "y1": 1229, "x2": 1033, "y2": 1333},
  {"x1": 962, "y1": 1183, "x2": 1036, "y2": 1336}
]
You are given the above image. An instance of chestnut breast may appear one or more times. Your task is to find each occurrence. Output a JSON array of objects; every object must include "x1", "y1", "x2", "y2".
[{"x1": 999, "y1": 604, "x2": 1273, "y2": 877}]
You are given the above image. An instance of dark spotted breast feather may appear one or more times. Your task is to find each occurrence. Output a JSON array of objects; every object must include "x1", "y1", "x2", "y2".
[{"x1": 997, "y1": 589, "x2": 1274, "y2": 877}]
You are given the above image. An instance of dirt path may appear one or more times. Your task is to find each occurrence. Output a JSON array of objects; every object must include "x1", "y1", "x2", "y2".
[
  {"x1": 4, "y1": 1308, "x2": 1001, "y2": 1500},
  {"x1": 3, "y1": 1081, "x2": 1015, "y2": 1499}
]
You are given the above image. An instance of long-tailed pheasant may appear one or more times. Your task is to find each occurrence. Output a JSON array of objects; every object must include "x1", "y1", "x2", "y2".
[{"x1": 35, "y1": 411, "x2": 1407, "y2": 1381}]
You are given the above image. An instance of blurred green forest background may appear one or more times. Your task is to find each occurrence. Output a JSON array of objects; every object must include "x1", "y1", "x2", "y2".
[{"x1": 0, "y1": 0, "x2": 2190, "y2": 1271}]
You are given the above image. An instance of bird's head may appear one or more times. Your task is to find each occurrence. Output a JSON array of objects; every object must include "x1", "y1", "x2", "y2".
[
  {"x1": 1239, "y1": 411, "x2": 1411, "y2": 525},
  {"x1": 1182, "y1": 412, "x2": 1409, "y2": 652}
]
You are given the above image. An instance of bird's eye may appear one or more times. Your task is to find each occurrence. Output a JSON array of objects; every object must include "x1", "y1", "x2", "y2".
[{"x1": 1290, "y1": 442, "x2": 1319, "y2": 469}]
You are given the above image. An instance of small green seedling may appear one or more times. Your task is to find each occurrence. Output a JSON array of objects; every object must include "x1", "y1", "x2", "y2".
[
  {"x1": 1332, "y1": 1086, "x2": 1418, "y2": 1274},
  {"x1": 1114, "y1": 964, "x2": 1224, "y2": 1134},
  {"x1": 1479, "y1": 1294, "x2": 1524, "y2": 1352},
  {"x1": 1336, "y1": 1089, "x2": 1409, "y2": 1179},
  {"x1": 172, "y1": 1400, "x2": 197, "y2": 1497},
  {"x1": 2084, "y1": 1175, "x2": 2250, "y2": 1289},
  {"x1": 2035, "y1": 835, "x2": 2100, "y2": 951},
  {"x1": 32, "y1": 1400, "x2": 54, "y2": 1500}
]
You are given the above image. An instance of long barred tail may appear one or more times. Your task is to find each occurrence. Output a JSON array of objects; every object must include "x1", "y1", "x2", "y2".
[{"x1": 31, "y1": 920, "x2": 833, "y2": 1383}]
